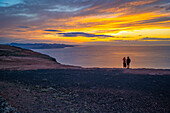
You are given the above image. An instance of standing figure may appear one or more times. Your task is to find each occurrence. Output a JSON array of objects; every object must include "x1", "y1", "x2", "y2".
[
  {"x1": 123, "y1": 57, "x2": 126, "y2": 68},
  {"x1": 126, "y1": 56, "x2": 131, "y2": 69}
]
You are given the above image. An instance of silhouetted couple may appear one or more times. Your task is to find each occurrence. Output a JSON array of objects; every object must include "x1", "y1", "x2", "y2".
[{"x1": 123, "y1": 56, "x2": 131, "y2": 69}]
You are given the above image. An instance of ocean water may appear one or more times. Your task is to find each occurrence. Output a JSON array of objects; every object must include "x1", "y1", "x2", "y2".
[{"x1": 33, "y1": 46, "x2": 170, "y2": 69}]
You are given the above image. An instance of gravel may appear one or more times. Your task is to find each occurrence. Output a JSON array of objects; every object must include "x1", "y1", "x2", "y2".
[{"x1": 0, "y1": 96, "x2": 18, "y2": 113}]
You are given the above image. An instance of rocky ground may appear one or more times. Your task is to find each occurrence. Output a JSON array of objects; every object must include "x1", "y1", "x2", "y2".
[
  {"x1": 0, "y1": 44, "x2": 170, "y2": 112},
  {"x1": 0, "y1": 96, "x2": 18, "y2": 113},
  {"x1": 0, "y1": 69, "x2": 170, "y2": 113}
]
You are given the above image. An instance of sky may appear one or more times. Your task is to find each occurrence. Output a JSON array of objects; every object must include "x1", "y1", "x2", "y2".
[{"x1": 0, "y1": 0, "x2": 170, "y2": 45}]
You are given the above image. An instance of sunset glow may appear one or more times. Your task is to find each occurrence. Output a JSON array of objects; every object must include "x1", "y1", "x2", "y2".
[{"x1": 0, "y1": 0, "x2": 170, "y2": 45}]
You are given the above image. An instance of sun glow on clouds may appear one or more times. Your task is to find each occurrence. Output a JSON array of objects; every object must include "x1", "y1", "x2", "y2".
[{"x1": 0, "y1": 0, "x2": 170, "y2": 45}]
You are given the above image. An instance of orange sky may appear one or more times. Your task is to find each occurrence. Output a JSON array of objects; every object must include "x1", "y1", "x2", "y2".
[{"x1": 0, "y1": 0, "x2": 170, "y2": 45}]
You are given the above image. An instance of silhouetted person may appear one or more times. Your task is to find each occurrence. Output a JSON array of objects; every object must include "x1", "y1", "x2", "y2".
[
  {"x1": 123, "y1": 57, "x2": 126, "y2": 68},
  {"x1": 126, "y1": 56, "x2": 131, "y2": 69}
]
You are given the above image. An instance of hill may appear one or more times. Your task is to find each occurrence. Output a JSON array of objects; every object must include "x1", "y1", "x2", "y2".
[{"x1": 0, "y1": 44, "x2": 79, "y2": 70}]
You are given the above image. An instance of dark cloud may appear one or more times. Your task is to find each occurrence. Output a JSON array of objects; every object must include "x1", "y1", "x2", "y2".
[
  {"x1": 0, "y1": 0, "x2": 169, "y2": 29},
  {"x1": 154, "y1": 4, "x2": 170, "y2": 11},
  {"x1": 15, "y1": 30, "x2": 26, "y2": 32},
  {"x1": 16, "y1": 26, "x2": 30, "y2": 28},
  {"x1": 58, "y1": 32, "x2": 113, "y2": 38},
  {"x1": 137, "y1": 17, "x2": 170, "y2": 24},
  {"x1": 44, "y1": 30, "x2": 61, "y2": 32},
  {"x1": 166, "y1": 6, "x2": 170, "y2": 10},
  {"x1": 111, "y1": 16, "x2": 170, "y2": 29},
  {"x1": 141, "y1": 37, "x2": 170, "y2": 40},
  {"x1": 43, "y1": 33, "x2": 51, "y2": 34},
  {"x1": 0, "y1": 0, "x2": 170, "y2": 44}
]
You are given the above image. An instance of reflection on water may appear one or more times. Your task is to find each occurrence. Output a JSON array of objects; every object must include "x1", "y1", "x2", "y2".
[{"x1": 33, "y1": 46, "x2": 170, "y2": 69}]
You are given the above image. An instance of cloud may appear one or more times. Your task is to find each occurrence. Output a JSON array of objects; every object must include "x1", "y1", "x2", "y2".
[
  {"x1": 15, "y1": 30, "x2": 26, "y2": 32},
  {"x1": 16, "y1": 26, "x2": 30, "y2": 28},
  {"x1": 0, "y1": 0, "x2": 169, "y2": 28},
  {"x1": 141, "y1": 37, "x2": 170, "y2": 40},
  {"x1": 43, "y1": 33, "x2": 51, "y2": 34},
  {"x1": 44, "y1": 30, "x2": 61, "y2": 32},
  {"x1": 0, "y1": 0, "x2": 170, "y2": 44},
  {"x1": 46, "y1": 4, "x2": 92, "y2": 12},
  {"x1": 12, "y1": 13, "x2": 37, "y2": 18},
  {"x1": 166, "y1": 6, "x2": 170, "y2": 10},
  {"x1": 137, "y1": 17, "x2": 170, "y2": 24},
  {"x1": 58, "y1": 32, "x2": 114, "y2": 38}
]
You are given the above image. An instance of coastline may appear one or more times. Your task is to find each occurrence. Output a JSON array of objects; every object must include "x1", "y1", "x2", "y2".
[{"x1": 0, "y1": 44, "x2": 81, "y2": 70}]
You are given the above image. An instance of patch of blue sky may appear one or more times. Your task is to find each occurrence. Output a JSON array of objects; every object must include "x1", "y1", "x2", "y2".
[{"x1": 0, "y1": 0, "x2": 23, "y2": 7}]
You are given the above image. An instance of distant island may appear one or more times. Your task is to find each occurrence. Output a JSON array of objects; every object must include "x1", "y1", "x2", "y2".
[{"x1": 8, "y1": 43, "x2": 76, "y2": 49}]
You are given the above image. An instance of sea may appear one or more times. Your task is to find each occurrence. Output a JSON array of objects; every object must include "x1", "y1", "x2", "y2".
[{"x1": 33, "y1": 45, "x2": 170, "y2": 69}]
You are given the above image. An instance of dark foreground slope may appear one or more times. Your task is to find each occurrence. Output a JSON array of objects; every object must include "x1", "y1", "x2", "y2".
[
  {"x1": 0, "y1": 69, "x2": 170, "y2": 113},
  {"x1": 0, "y1": 44, "x2": 79, "y2": 70},
  {"x1": 0, "y1": 44, "x2": 170, "y2": 112}
]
